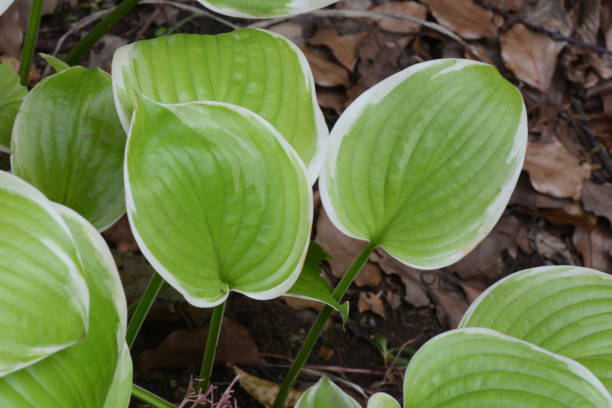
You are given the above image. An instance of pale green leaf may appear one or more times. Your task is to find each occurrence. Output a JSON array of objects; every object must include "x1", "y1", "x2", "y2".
[
  {"x1": 320, "y1": 59, "x2": 527, "y2": 269},
  {"x1": 112, "y1": 28, "x2": 327, "y2": 183},
  {"x1": 403, "y1": 328, "x2": 612, "y2": 408},
  {"x1": 40, "y1": 53, "x2": 71, "y2": 72},
  {"x1": 460, "y1": 266, "x2": 612, "y2": 393},
  {"x1": 295, "y1": 377, "x2": 361, "y2": 408},
  {"x1": 0, "y1": 171, "x2": 88, "y2": 377},
  {"x1": 0, "y1": 62, "x2": 27, "y2": 151},
  {"x1": 367, "y1": 393, "x2": 401, "y2": 408},
  {"x1": 125, "y1": 97, "x2": 312, "y2": 307},
  {"x1": 0, "y1": 204, "x2": 132, "y2": 407},
  {"x1": 11, "y1": 66, "x2": 126, "y2": 231},
  {"x1": 197, "y1": 0, "x2": 338, "y2": 18}
]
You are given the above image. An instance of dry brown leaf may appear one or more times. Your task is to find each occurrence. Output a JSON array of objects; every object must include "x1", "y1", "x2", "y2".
[
  {"x1": 318, "y1": 345, "x2": 334, "y2": 361},
  {"x1": 301, "y1": 46, "x2": 350, "y2": 88},
  {"x1": 371, "y1": 249, "x2": 430, "y2": 307},
  {"x1": 0, "y1": 0, "x2": 58, "y2": 56},
  {"x1": 308, "y1": 29, "x2": 366, "y2": 71},
  {"x1": 488, "y1": 0, "x2": 529, "y2": 11},
  {"x1": 524, "y1": 138, "x2": 591, "y2": 200},
  {"x1": 573, "y1": 222, "x2": 612, "y2": 272},
  {"x1": 316, "y1": 87, "x2": 346, "y2": 113},
  {"x1": 315, "y1": 209, "x2": 382, "y2": 287},
  {"x1": 582, "y1": 181, "x2": 612, "y2": 224},
  {"x1": 535, "y1": 228, "x2": 573, "y2": 264},
  {"x1": 426, "y1": 272, "x2": 470, "y2": 329},
  {"x1": 335, "y1": 0, "x2": 373, "y2": 10},
  {"x1": 268, "y1": 22, "x2": 304, "y2": 45},
  {"x1": 372, "y1": 1, "x2": 428, "y2": 34},
  {"x1": 233, "y1": 366, "x2": 301, "y2": 408},
  {"x1": 357, "y1": 291, "x2": 386, "y2": 318},
  {"x1": 423, "y1": 0, "x2": 502, "y2": 39}
]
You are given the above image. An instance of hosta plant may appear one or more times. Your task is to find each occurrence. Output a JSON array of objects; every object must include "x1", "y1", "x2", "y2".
[
  {"x1": 298, "y1": 266, "x2": 612, "y2": 408},
  {"x1": 196, "y1": 0, "x2": 339, "y2": 18}
]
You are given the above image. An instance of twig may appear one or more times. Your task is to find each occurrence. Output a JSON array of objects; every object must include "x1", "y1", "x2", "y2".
[
  {"x1": 249, "y1": 9, "x2": 487, "y2": 61},
  {"x1": 475, "y1": 0, "x2": 612, "y2": 56}
]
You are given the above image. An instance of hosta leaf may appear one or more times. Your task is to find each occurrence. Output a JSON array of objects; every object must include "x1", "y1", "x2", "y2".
[
  {"x1": 40, "y1": 53, "x2": 71, "y2": 72},
  {"x1": 460, "y1": 266, "x2": 612, "y2": 393},
  {"x1": 11, "y1": 66, "x2": 126, "y2": 231},
  {"x1": 295, "y1": 377, "x2": 361, "y2": 408},
  {"x1": 197, "y1": 0, "x2": 338, "y2": 18},
  {"x1": 125, "y1": 97, "x2": 312, "y2": 307},
  {"x1": 320, "y1": 59, "x2": 527, "y2": 269},
  {"x1": 367, "y1": 393, "x2": 401, "y2": 408},
  {"x1": 403, "y1": 328, "x2": 612, "y2": 408},
  {"x1": 0, "y1": 62, "x2": 27, "y2": 151},
  {"x1": 0, "y1": 205, "x2": 132, "y2": 407},
  {"x1": 0, "y1": 171, "x2": 88, "y2": 376},
  {"x1": 112, "y1": 28, "x2": 327, "y2": 183}
]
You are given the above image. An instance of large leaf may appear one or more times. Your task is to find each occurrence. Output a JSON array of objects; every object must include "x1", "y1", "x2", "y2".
[
  {"x1": 0, "y1": 171, "x2": 88, "y2": 377},
  {"x1": 125, "y1": 97, "x2": 312, "y2": 307},
  {"x1": 295, "y1": 377, "x2": 361, "y2": 408},
  {"x1": 0, "y1": 204, "x2": 132, "y2": 407},
  {"x1": 403, "y1": 328, "x2": 612, "y2": 408},
  {"x1": 460, "y1": 266, "x2": 612, "y2": 393},
  {"x1": 112, "y1": 28, "x2": 327, "y2": 183},
  {"x1": 11, "y1": 66, "x2": 126, "y2": 231},
  {"x1": 197, "y1": 0, "x2": 338, "y2": 18},
  {"x1": 320, "y1": 59, "x2": 527, "y2": 269},
  {"x1": 0, "y1": 61, "x2": 27, "y2": 151},
  {"x1": 368, "y1": 393, "x2": 401, "y2": 408}
]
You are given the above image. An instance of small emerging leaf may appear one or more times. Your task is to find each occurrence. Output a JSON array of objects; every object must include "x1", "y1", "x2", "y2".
[
  {"x1": 197, "y1": 0, "x2": 338, "y2": 18},
  {"x1": 460, "y1": 266, "x2": 612, "y2": 393},
  {"x1": 295, "y1": 377, "x2": 361, "y2": 408},
  {"x1": 40, "y1": 53, "x2": 71, "y2": 72},
  {"x1": 0, "y1": 61, "x2": 27, "y2": 151},
  {"x1": 11, "y1": 66, "x2": 126, "y2": 231},
  {"x1": 320, "y1": 59, "x2": 527, "y2": 269},
  {"x1": 367, "y1": 393, "x2": 401, "y2": 408},
  {"x1": 125, "y1": 97, "x2": 312, "y2": 307}
]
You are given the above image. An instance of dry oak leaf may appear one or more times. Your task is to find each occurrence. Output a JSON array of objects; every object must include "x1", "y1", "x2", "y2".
[
  {"x1": 372, "y1": 1, "x2": 428, "y2": 34},
  {"x1": 423, "y1": 0, "x2": 502, "y2": 39},
  {"x1": 300, "y1": 46, "x2": 350, "y2": 88},
  {"x1": 500, "y1": 23, "x2": 565, "y2": 91},
  {"x1": 357, "y1": 291, "x2": 386, "y2": 318},
  {"x1": 524, "y1": 138, "x2": 591, "y2": 200},
  {"x1": 309, "y1": 29, "x2": 366, "y2": 71},
  {"x1": 582, "y1": 181, "x2": 612, "y2": 225}
]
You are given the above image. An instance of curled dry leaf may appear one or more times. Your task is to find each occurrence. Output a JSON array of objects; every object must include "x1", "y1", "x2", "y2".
[
  {"x1": 371, "y1": 1, "x2": 428, "y2": 34},
  {"x1": 524, "y1": 137, "x2": 591, "y2": 200},
  {"x1": 308, "y1": 29, "x2": 366, "y2": 71},
  {"x1": 582, "y1": 181, "x2": 612, "y2": 224},
  {"x1": 357, "y1": 291, "x2": 386, "y2": 318},
  {"x1": 500, "y1": 23, "x2": 565, "y2": 91},
  {"x1": 423, "y1": 0, "x2": 502, "y2": 39},
  {"x1": 301, "y1": 46, "x2": 350, "y2": 88},
  {"x1": 573, "y1": 222, "x2": 612, "y2": 272},
  {"x1": 535, "y1": 228, "x2": 574, "y2": 264}
]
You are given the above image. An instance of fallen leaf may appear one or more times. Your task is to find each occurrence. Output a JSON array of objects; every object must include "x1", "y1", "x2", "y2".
[
  {"x1": 524, "y1": 137, "x2": 591, "y2": 200},
  {"x1": 489, "y1": 0, "x2": 529, "y2": 11},
  {"x1": 0, "y1": 0, "x2": 58, "y2": 56},
  {"x1": 582, "y1": 181, "x2": 612, "y2": 224},
  {"x1": 316, "y1": 87, "x2": 346, "y2": 113},
  {"x1": 372, "y1": 1, "x2": 428, "y2": 34},
  {"x1": 573, "y1": 222, "x2": 612, "y2": 272},
  {"x1": 427, "y1": 271, "x2": 470, "y2": 328},
  {"x1": 335, "y1": 0, "x2": 373, "y2": 10},
  {"x1": 385, "y1": 291, "x2": 402, "y2": 310},
  {"x1": 301, "y1": 47, "x2": 350, "y2": 88},
  {"x1": 103, "y1": 215, "x2": 139, "y2": 252},
  {"x1": 535, "y1": 228, "x2": 573, "y2": 264},
  {"x1": 500, "y1": 23, "x2": 565, "y2": 91},
  {"x1": 137, "y1": 317, "x2": 262, "y2": 372},
  {"x1": 315, "y1": 208, "x2": 382, "y2": 287},
  {"x1": 423, "y1": 0, "x2": 502, "y2": 39},
  {"x1": 268, "y1": 22, "x2": 304, "y2": 45},
  {"x1": 233, "y1": 366, "x2": 301, "y2": 408},
  {"x1": 308, "y1": 29, "x2": 366, "y2": 71},
  {"x1": 318, "y1": 345, "x2": 334, "y2": 361},
  {"x1": 358, "y1": 291, "x2": 386, "y2": 318}
]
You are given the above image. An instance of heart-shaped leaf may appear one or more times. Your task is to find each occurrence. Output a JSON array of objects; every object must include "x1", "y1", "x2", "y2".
[
  {"x1": 320, "y1": 59, "x2": 527, "y2": 269},
  {"x1": 367, "y1": 393, "x2": 401, "y2": 408},
  {"x1": 11, "y1": 66, "x2": 126, "y2": 231},
  {"x1": 403, "y1": 328, "x2": 612, "y2": 408},
  {"x1": 0, "y1": 61, "x2": 27, "y2": 151},
  {"x1": 196, "y1": 0, "x2": 338, "y2": 18},
  {"x1": 112, "y1": 29, "x2": 327, "y2": 183},
  {"x1": 0, "y1": 204, "x2": 132, "y2": 407},
  {"x1": 0, "y1": 171, "x2": 88, "y2": 376},
  {"x1": 460, "y1": 266, "x2": 612, "y2": 393},
  {"x1": 295, "y1": 377, "x2": 361, "y2": 408},
  {"x1": 125, "y1": 97, "x2": 312, "y2": 307}
]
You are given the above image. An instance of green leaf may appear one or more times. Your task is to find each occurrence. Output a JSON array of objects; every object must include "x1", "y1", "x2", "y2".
[
  {"x1": 320, "y1": 59, "x2": 527, "y2": 269},
  {"x1": 367, "y1": 393, "x2": 401, "y2": 408},
  {"x1": 0, "y1": 171, "x2": 88, "y2": 377},
  {"x1": 0, "y1": 61, "x2": 27, "y2": 151},
  {"x1": 11, "y1": 66, "x2": 126, "y2": 231},
  {"x1": 125, "y1": 97, "x2": 312, "y2": 307},
  {"x1": 0, "y1": 204, "x2": 132, "y2": 407},
  {"x1": 196, "y1": 0, "x2": 338, "y2": 18},
  {"x1": 286, "y1": 242, "x2": 349, "y2": 322},
  {"x1": 403, "y1": 328, "x2": 612, "y2": 408},
  {"x1": 295, "y1": 377, "x2": 361, "y2": 408},
  {"x1": 112, "y1": 28, "x2": 328, "y2": 183},
  {"x1": 40, "y1": 53, "x2": 71, "y2": 72},
  {"x1": 460, "y1": 266, "x2": 612, "y2": 393}
]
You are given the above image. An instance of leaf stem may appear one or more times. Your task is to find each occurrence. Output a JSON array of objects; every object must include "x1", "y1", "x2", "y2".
[
  {"x1": 18, "y1": 0, "x2": 43, "y2": 85},
  {"x1": 132, "y1": 384, "x2": 176, "y2": 408},
  {"x1": 126, "y1": 272, "x2": 165, "y2": 348},
  {"x1": 272, "y1": 242, "x2": 376, "y2": 408},
  {"x1": 64, "y1": 0, "x2": 139, "y2": 65},
  {"x1": 199, "y1": 301, "x2": 226, "y2": 394}
]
